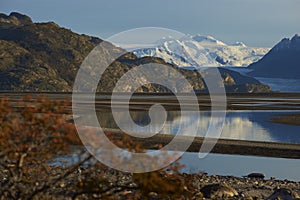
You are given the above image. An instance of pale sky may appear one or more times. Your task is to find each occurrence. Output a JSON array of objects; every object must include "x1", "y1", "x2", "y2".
[{"x1": 1, "y1": 0, "x2": 300, "y2": 47}]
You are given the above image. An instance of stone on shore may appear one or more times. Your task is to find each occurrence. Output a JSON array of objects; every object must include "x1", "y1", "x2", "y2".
[
  {"x1": 245, "y1": 173, "x2": 266, "y2": 179},
  {"x1": 200, "y1": 183, "x2": 238, "y2": 198},
  {"x1": 267, "y1": 187, "x2": 300, "y2": 200}
]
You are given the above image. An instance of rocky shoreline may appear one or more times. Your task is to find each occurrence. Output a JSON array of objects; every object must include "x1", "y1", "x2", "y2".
[
  {"x1": 6, "y1": 165, "x2": 296, "y2": 200},
  {"x1": 185, "y1": 173, "x2": 300, "y2": 199}
]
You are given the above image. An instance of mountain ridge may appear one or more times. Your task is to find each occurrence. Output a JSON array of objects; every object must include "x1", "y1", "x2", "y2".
[
  {"x1": 248, "y1": 34, "x2": 300, "y2": 79},
  {"x1": 0, "y1": 12, "x2": 271, "y2": 93},
  {"x1": 133, "y1": 34, "x2": 270, "y2": 67}
]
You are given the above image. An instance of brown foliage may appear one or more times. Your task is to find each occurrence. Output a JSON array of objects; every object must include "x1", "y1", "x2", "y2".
[
  {"x1": 0, "y1": 95, "x2": 191, "y2": 199},
  {"x1": 0, "y1": 95, "x2": 83, "y2": 199}
]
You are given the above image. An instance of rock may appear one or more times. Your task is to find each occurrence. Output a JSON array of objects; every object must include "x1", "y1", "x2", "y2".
[
  {"x1": 193, "y1": 191, "x2": 203, "y2": 199},
  {"x1": 0, "y1": 12, "x2": 33, "y2": 26},
  {"x1": 267, "y1": 187, "x2": 300, "y2": 200},
  {"x1": 9, "y1": 12, "x2": 33, "y2": 25},
  {"x1": 148, "y1": 192, "x2": 158, "y2": 200},
  {"x1": 244, "y1": 173, "x2": 266, "y2": 179},
  {"x1": 200, "y1": 183, "x2": 238, "y2": 198}
]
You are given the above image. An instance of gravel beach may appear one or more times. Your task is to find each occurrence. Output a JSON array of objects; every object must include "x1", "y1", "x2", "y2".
[{"x1": 12, "y1": 166, "x2": 298, "y2": 199}]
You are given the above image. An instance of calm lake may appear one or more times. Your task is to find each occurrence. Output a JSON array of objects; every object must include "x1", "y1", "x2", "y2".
[
  {"x1": 97, "y1": 109, "x2": 300, "y2": 144},
  {"x1": 71, "y1": 93, "x2": 300, "y2": 181}
]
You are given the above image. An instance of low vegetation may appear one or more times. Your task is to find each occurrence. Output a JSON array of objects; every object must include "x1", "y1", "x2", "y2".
[{"x1": 0, "y1": 95, "x2": 189, "y2": 199}]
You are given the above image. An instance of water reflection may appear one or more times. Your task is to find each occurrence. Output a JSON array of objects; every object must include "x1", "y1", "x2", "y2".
[
  {"x1": 96, "y1": 110, "x2": 300, "y2": 144},
  {"x1": 67, "y1": 109, "x2": 300, "y2": 180}
]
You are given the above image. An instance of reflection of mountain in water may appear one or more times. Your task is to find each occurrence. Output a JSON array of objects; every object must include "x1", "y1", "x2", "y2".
[
  {"x1": 97, "y1": 110, "x2": 300, "y2": 142},
  {"x1": 97, "y1": 110, "x2": 180, "y2": 132},
  {"x1": 221, "y1": 113, "x2": 271, "y2": 141},
  {"x1": 85, "y1": 109, "x2": 300, "y2": 143},
  {"x1": 246, "y1": 111, "x2": 300, "y2": 143},
  {"x1": 159, "y1": 111, "x2": 273, "y2": 141}
]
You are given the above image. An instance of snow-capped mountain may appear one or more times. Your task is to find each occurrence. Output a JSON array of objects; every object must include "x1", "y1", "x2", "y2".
[{"x1": 133, "y1": 34, "x2": 270, "y2": 67}]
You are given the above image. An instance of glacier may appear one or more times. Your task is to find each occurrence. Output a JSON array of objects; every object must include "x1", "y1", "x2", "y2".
[{"x1": 132, "y1": 34, "x2": 270, "y2": 68}]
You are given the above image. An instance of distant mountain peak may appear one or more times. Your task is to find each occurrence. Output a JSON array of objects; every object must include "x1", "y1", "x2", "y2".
[
  {"x1": 291, "y1": 34, "x2": 300, "y2": 43},
  {"x1": 133, "y1": 34, "x2": 269, "y2": 67},
  {"x1": 272, "y1": 34, "x2": 300, "y2": 52},
  {"x1": 191, "y1": 34, "x2": 226, "y2": 46},
  {"x1": 249, "y1": 34, "x2": 300, "y2": 79},
  {"x1": 232, "y1": 41, "x2": 247, "y2": 47}
]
